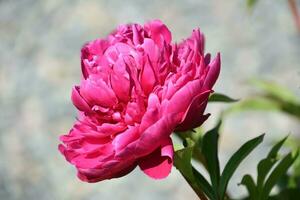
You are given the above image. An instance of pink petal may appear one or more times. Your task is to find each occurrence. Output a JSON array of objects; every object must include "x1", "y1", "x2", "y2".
[
  {"x1": 112, "y1": 126, "x2": 139, "y2": 152},
  {"x1": 139, "y1": 93, "x2": 160, "y2": 133},
  {"x1": 145, "y1": 19, "x2": 172, "y2": 47},
  {"x1": 139, "y1": 138, "x2": 173, "y2": 179},
  {"x1": 110, "y1": 72, "x2": 130, "y2": 102},
  {"x1": 71, "y1": 86, "x2": 91, "y2": 112},
  {"x1": 142, "y1": 38, "x2": 159, "y2": 62},
  {"x1": 80, "y1": 77, "x2": 117, "y2": 107},
  {"x1": 140, "y1": 58, "x2": 157, "y2": 95},
  {"x1": 163, "y1": 79, "x2": 203, "y2": 116},
  {"x1": 203, "y1": 53, "x2": 221, "y2": 90},
  {"x1": 132, "y1": 24, "x2": 143, "y2": 45},
  {"x1": 96, "y1": 123, "x2": 127, "y2": 136},
  {"x1": 116, "y1": 114, "x2": 180, "y2": 160},
  {"x1": 176, "y1": 90, "x2": 211, "y2": 131},
  {"x1": 81, "y1": 39, "x2": 109, "y2": 79},
  {"x1": 77, "y1": 160, "x2": 137, "y2": 183}
]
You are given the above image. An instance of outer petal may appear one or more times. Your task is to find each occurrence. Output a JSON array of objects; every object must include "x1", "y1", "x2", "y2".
[
  {"x1": 145, "y1": 19, "x2": 172, "y2": 47},
  {"x1": 116, "y1": 113, "x2": 180, "y2": 160},
  {"x1": 81, "y1": 39, "x2": 109, "y2": 79},
  {"x1": 71, "y1": 86, "x2": 91, "y2": 112},
  {"x1": 139, "y1": 93, "x2": 160, "y2": 133},
  {"x1": 112, "y1": 126, "x2": 139, "y2": 152},
  {"x1": 139, "y1": 138, "x2": 173, "y2": 179},
  {"x1": 77, "y1": 161, "x2": 137, "y2": 183},
  {"x1": 176, "y1": 90, "x2": 211, "y2": 131},
  {"x1": 80, "y1": 78, "x2": 117, "y2": 107},
  {"x1": 163, "y1": 79, "x2": 203, "y2": 116},
  {"x1": 203, "y1": 53, "x2": 221, "y2": 90}
]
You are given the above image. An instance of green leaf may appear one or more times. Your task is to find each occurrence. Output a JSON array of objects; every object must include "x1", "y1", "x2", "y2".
[
  {"x1": 257, "y1": 136, "x2": 288, "y2": 189},
  {"x1": 226, "y1": 97, "x2": 280, "y2": 114},
  {"x1": 201, "y1": 120, "x2": 221, "y2": 195},
  {"x1": 225, "y1": 80, "x2": 300, "y2": 121},
  {"x1": 250, "y1": 79, "x2": 299, "y2": 103},
  {"x1": 218, "y1": 134, "x2": 264, "y2": 199},
  {"x1": 209, "y1": 93, "x2": 238, "y2": 103},
  {"x1": 174, "y1": 138, "x2": 215, "y2": 200},
  {"x1": 192, "y1": 167, "x2": 217, "y2": 200},
  {"x1": 240, "y1": 174, "x2": 257, "y2": 199},
  {"x1": 269, "y1": 188, "x2": 300, "y2": 200},
  {"x1": 174, "y1": 139, "x2": 196, "y2": 185},
  {"x1": 267, "y1": 136, "x2": 289, "y2": 159},
  {"x1": 247, "y1": 0, "x2": 258, "y2": 9},
  {"x1": 238, "y1": 136, "x2": 298, "y2": 200},
  {"x1": 261, "y1": 151, "x2": 299, "y2": 200}
]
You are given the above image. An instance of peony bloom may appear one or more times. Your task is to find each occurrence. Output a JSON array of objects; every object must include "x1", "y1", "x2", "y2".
[{"x1": 59, "y1": 20, "x2": 220, "y2": 182}]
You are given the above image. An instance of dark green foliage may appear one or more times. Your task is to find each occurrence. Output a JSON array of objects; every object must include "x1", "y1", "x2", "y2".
[
  {"x1": 175, "y1": 121, "x2": 264, "y2": 200},
  {"x1": 209, "y1": 93, "x2": 238, "y2": 103},
  {"x1": 240, "y1": 136, "x2": 299, "y2": 200}
]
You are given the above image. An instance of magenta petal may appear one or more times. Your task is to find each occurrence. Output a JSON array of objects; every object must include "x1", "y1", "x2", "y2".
[
  {"x1": 140, "y1": 59, "x2": 157, "y2": 95},
  {"x1": 176, "y1": 90, "x2": 211, "y2": 131},
  {"x1": 116, "y1": 114, "x2": 180, "y2": 160},
  {"x1": 80, "y1": 78, "x2": 117, "y2": 107},
  {"x1": 112, "y1": 126, "x2": 139, "y2": 152},
  {"x1": 77, "y1": 161, "x2": 137, "y2": 183},
  {"x1": 142, "y1": 38, "x2": 159, "y2": 62},
  {"x1": 132, "y1": 24, "x2": 143, "y2": 45},
  {"x1": 203, "y1": 53, "x2": 221, "y2": 90},
  {"x1": 71, "y1": 86, "x2": 91, "y2": 112},
  {"x1": 139, "y1": 138, "x2": 173, "y2": 179},
  {"x1": 145, "y1": 19, "x2": 172, "y2": 46},
  {"x1": 81, "y1": 39, "x2": 109, "y2": 79},
  {"x1": 164, "y1": 79, "x2": 202, "y2": 116},
  {"x1": 110, "y1": 72, "x2": 130, "y2": 102},
  {"x1": 139, "y1": 93, "x2": 160, "y2": 133}
]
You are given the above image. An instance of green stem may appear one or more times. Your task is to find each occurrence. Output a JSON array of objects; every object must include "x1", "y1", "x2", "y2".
[
  {"x1": 175, "y1": 131, "x2": 232, "y2": 200},
  {"x1": 183, "y1": 176, "x2": 209, "y2": 200},
  {"x1": 173, "y1": 160, "x2": 208, "y2": 200}
]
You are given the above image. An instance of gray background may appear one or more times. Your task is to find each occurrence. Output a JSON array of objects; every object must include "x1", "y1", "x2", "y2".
[{"x1": 0, "y1": 0, "x2": 299, "y2": 199}]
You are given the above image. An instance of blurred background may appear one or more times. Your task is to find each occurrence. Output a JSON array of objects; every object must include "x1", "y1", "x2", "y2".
[{"x1": 0, "y1": 0, "x2": 299, "y2": 199}]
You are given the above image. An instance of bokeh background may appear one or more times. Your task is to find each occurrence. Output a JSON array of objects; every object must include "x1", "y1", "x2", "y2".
[{"x1": 0, "y1": 0, "x2": 299, "y2": 199}]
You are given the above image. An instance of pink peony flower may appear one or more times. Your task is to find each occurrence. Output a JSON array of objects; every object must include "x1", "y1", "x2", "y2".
[{"x1": 59, "y1": 20, "x2": 220, "y2": 182}]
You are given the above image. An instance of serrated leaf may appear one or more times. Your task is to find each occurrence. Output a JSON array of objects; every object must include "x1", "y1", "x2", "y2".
[
  {"x1": 257, "y1": 136, "x2": 288, "y2": 189},
  {"x1": 209, "y1": 93, "x2": 238, "y2": 103},
  {"x1": 174, "y1": 139, "x2": 215, "y2": 200},
  {"x1": 240, "y1": 174, "x2": 257, "y2": 199},
  {"x1": 201, "y1": 120, "x2": 221, "y2": 195},
  {"x1": 261, "y1": 151, "x2": 299, "y2": 200},
  {"x1": 218, "y1": 134, "x2": 264, "y2": 199}
]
